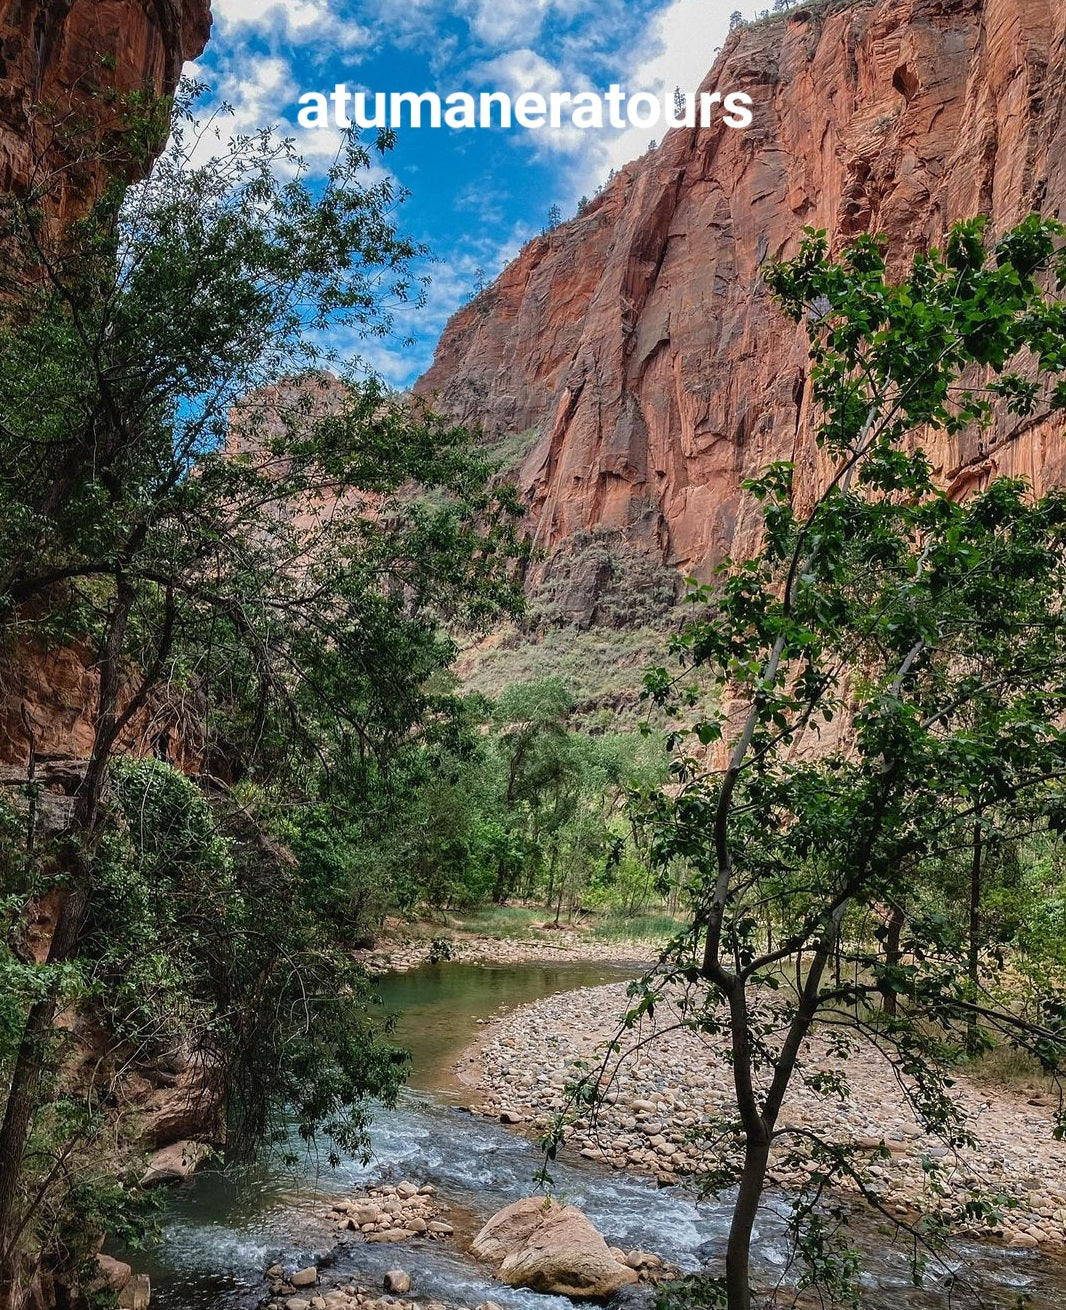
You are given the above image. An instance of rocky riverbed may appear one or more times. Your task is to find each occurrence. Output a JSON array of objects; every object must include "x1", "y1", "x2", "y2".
[
  {"x1": 258, "y1": 1180, "x2": 669, "y2": 1310},
  {"x1": 259, "y1": 1182, "x2": 468, "y2": 1310},
  {"x1": 459, "y1": 981, "x2": 1066, "y2": 1250},
  {"x1": 353, "y1": 930, "x2": 657, "y2": 976}
]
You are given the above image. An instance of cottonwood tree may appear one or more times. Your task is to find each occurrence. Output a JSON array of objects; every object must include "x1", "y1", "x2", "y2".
[
  {"x1": 549, "y1": 217, "x2": 1066, "y2": 1309},
  {"x1": 0, "y1": 90, "x2": 524, "y2": 1299}
]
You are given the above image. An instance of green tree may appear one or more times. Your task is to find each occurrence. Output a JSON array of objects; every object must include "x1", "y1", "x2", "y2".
[
  {"x1": 614, "y1": 217, "x2": 1066, "y2": 1309},
  {"x1": 0, "y1": 91, "x2": 523, "y2": 1295}
]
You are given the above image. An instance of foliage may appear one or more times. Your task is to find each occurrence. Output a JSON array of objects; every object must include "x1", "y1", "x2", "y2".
[
  {"x1": 85, "y1": 759, "x2": 236, "y2": 1046},
  {"x1": 316, "y1": 677, "x2": 670, "y2": 923},
  {"x1": 0, "y1": 84, "x2": 523, "y2": 1291},
  {"x1": 543, "y1": 216, "x2": 1066, "y2": 1310},
  {"x1": 427, "y1": 937, "x2": 455, "y2": 964},
  {"x1": 528, "y1": 528, "x2": 682, "y2": 629}
]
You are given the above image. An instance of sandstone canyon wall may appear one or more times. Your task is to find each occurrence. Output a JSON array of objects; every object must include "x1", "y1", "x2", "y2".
[
  {"x1": 415, "y1": 0, "x2": 1066, "y2": 618},
  {"x1": 0, "y1": 0, "x2": 211, "y2": 224},
  {"x1": 0, "y1": 0, "x2": 211, "y2": 765}
]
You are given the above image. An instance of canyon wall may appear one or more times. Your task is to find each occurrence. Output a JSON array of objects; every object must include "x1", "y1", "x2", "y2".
[
  {"x1": 0, "y1": 0, "x2": 211, "y2": 224},
  {"x1": 0, "y1": 0, "x2": 211, "y2": 766},
  {"x1": 415, "y1": 0, "x2": 1066, "y2": 615}
]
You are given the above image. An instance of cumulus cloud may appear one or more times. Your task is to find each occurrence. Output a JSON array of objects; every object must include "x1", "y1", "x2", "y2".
[
  {"x1": 469, "y1": 48, "x2": 565, "y2": 98},
  {"x1": 180, "y1": 52, "x2": 394, "y2": 190},
  {"x1": 600, "y1": 0, "x2": 734, "y2": 174},
  {"x1": 454, "y1": 2, "x2": 734, "y2": 185},
  {"x1": 211, "y1": 0, "x2": 370, "y2": 52},
  {"x1": 465, "y1": 50, "x2": 603, "y2": 160}
]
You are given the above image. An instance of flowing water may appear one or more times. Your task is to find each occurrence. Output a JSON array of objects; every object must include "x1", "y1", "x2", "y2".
[{"x1": 135, "y1": 960, "x2": 1066, "y2": 1310}]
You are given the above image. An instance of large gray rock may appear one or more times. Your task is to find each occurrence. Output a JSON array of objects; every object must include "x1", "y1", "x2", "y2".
[
  {"x1": 471, "y1": 1197, "x2": 638, "y2": 1299},
  {"x1": 140, "y1": 1140, "x2": 210, "y2": 1187},
  {"x1": 94, "y1": 1255, "x2": 132, "y2": 1293}
]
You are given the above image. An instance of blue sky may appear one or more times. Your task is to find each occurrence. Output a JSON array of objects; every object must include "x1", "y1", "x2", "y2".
[{"x1": 191, "y1": 0, "x2": 741, "y2": 387}]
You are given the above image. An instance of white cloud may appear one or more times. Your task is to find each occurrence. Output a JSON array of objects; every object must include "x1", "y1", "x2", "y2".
[
  {"x1": 451, "y1": 2, "x2": 736, "y2": 190},
  {"x1": 211, "y1": 0, "x2": 370, "y2": 52},
  {"x1": 490, "y1": 0, "x2": 735, "y2": 198},
  {"x1": 466, "y1": 50, "x2": 602, "y2": 160},
  {"x1": 601, "y1": 0, "x2": 734, "y2": 173},
  {"x1": 355, "y1": 0, "x2": 598, "y2": 55},
  {"x1": 465, "y1": 0, "x2": 552, "y2": 48},
  {"x1": 179, "y1": 52, "x2": 394, "y2": 189},
  {"x1": 470, "y1": 48, "x2": 565, "y2": 97},
  {"x1": 222, "y1": 53, "x2": 294, "y2": 131}
]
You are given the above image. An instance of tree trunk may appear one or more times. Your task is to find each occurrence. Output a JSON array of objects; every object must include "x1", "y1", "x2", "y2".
[
  {"x1": 725, "y1": 1133, "x2": 771, "y2": 1310},
  {"x1": 882, "y1": 900, "x2": 904, "y2": 1018},
  {"x1": 544, "y1": 839, "x2": 558, "y2": 913},
  {"x1": 0, "y1": 876, "x2": 90, "y2": 1294},
  {"x1": 717, "y1": 920, "x2": 842, "y2": 1310},
  {"x1": 966, "y1": 817, "x2": 983, "y2": 1057}
]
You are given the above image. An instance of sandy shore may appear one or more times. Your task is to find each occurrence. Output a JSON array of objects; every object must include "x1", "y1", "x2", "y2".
[{"x1": 457, "y1": 980, "x2": 1066, "y2": 1250}]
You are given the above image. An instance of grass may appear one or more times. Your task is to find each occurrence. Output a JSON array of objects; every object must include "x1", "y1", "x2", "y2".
[
  {"x1": 442, "y1": 904, "x2": 546, "y2": 939},
  {"x1": 744, "y1": 0, "x2": 848, "y2": 29},
  {"x1": 965, "y1": 1043, "x2": 1058, "y2": 1095},
  {"x1": 455, "y1": 621, "x2": 703, "y2": 729},
  {"x1": 436, "y1": 902, "x2": 685, "y2": 946},
  {"x1": 587, "y1": 910, "x2": 685, "y2": 943},
  {"x1": 487, "y1": 427, "x2": 540, "y2": 476}
]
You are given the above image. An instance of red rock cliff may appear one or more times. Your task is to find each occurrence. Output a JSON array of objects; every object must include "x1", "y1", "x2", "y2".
[
  {"x1": 0, "y1": 0, "x2": 211, "y2": 765},
  {"x1": 0, "y1": 0, "x2": 211, "y2": 222},
  {"x1": 416, "y1": 0, "x2": 1066, "y2": 610}
]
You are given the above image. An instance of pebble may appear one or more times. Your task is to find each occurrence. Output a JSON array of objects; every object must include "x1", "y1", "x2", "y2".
[{"x1": 324, "y1": 1181, "x2": 450, "y2": 1246}]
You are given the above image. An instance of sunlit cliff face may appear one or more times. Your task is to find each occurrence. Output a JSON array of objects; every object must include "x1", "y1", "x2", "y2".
[{"x1": 414, "y1": 0, "x2": 1066, "y2": 617}]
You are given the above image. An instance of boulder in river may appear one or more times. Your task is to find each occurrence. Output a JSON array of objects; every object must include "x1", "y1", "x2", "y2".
[
  {"x1": 94, "y1": 1255, "x2": 132, "y2": 1293},
  {"x1": 140, "y1": 1140, "x2": 211, "y2": 1187},
  {"x1": 471, "y1": 1197, "x2": 638, "y2": 1299},
  {"x1": 118, "y1": 1274, "x2": 151, "y2": 1310}
]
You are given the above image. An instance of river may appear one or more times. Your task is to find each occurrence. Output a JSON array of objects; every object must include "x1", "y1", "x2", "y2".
[{"x1": 133, "y1": 960, "x2": 1065, "y2": 1310}]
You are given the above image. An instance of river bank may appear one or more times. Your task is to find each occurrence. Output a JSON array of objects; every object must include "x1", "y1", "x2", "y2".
[
  {"x1": 458, "y1": 980, "x2": 1066, "y2": 1251},
  {"x1": 139, "y1": 958, "x2": 1066, "y2": 1310},
  {"x1": 352, "y1": 926, "x2": 660, "y2": 976}
]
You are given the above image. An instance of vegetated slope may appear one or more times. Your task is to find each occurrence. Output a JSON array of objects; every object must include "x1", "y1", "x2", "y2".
[{"x1": 415, "y1": 0, "x2": 1066, "y2": 626}]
